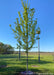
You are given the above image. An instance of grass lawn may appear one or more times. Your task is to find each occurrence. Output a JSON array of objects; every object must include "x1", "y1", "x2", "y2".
[{"x1": 0, "y1": 52, "x2": 54, "y2": 75}]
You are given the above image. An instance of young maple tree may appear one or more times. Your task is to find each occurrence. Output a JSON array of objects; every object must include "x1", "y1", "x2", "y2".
[{"x1": 10, "y1": 0, "x2": 37, "y2": 73}]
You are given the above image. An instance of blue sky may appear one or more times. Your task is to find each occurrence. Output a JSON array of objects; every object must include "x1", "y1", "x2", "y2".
[{"x1": 0, "y1": 0, "x2": 54, "y2": 52}]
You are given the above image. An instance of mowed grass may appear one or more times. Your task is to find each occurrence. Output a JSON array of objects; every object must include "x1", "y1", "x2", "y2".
[{"x1": 0, "y1": 52, "x2": 54, "y2": 75}]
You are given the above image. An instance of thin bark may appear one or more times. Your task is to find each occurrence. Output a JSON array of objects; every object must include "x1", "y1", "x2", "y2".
[
  {"x1": 26, "y1": 50, "x2": 28, "y2": 75},
  {"x1": 38, "y1": 34, "x2": 40, "y2": 63},
  {"x1": 19, "y1": 47, "x2": 20, "y2": 60}
]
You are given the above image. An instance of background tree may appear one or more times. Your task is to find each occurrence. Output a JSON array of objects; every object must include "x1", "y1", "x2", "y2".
[
  {"x1": 17, "y1": 44, "x2": 21, "y2": 60},
  {"x1": 10, "y1": 0, "x2": 37, "y2": 74},
  {"x1": 0, "y1": 42, "x2": 14, "y2": 54},
  {"x1": 0, "y1": 42, "x2": 4, "y2": 54},
  {"x1": 5, "y1": 44, "x2": 14, "y2": 54}
]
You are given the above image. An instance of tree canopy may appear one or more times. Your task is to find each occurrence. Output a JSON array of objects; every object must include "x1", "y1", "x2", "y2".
[{"x1": 10, "y1": 0, "x2": 37, "y2": 52}]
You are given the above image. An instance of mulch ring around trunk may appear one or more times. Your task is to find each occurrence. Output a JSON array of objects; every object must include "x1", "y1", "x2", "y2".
[
  {"x1": 32, "y1": 65, "x2": 40, "y2": 67},
  {"x1": 15, "y1": 71, "x2": 35, "y2": 75},
  {"x1": 0, "y1": 65, "x2": 10, "y2": 68}
]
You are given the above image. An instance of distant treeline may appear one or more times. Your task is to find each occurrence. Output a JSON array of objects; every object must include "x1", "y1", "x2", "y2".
[{"x1": 0, "y1": 42, "x2": 14, "y2": 54}]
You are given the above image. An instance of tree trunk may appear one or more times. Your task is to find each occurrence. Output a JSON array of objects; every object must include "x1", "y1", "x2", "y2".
[
  {"x1": 19, "y1": 47, "x2": 20, "y2": 61},
  {"x1": 38, "y1": 34, "x2": 40, "y2": 63},
  {"x1": 26, "y1": 51, "x2": 28, "y2": 75}
]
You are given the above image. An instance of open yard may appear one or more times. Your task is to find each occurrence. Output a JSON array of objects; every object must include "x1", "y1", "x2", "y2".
[{"x1": 0, "y1": 52, "x2": 54, "y2": 75}]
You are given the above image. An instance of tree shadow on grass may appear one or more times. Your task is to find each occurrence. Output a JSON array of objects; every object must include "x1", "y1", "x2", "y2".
[
  {"x1": 19, "y1": 58, "x2": 53, "y2": 65},
  {"x1": 6, "y1": 58, "x2": 53, "y2": 66},
  {"x1": 0, "y1": 55, "x2": 34, "y2": 59},
  {"x1": 21, "y1": 55, "x2": 34, "y2": 59},
  {"x1": 0, "y1": 60, "x2": 52, "y2": 75},
  {"x1": 0, "y1": 56, "x2": 17, "y2": 59},
  {"x1": 0, "y1": 61, "x2": 7, "y2": 67},
  {"x1": 0, "y1": 66, "x2": 41, "y2": 75},
  {"x1": 0, "y1": 66, "x2": 51, "y2": 75}
]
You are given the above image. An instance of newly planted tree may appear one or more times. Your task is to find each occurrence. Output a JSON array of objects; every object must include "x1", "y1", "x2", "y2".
[
  {"x1": 10, "y1": 0, "x2": 37, "y2": 74},
  {"x1": 17, "y1": 44, "x2": 21, "y2": 60},
  {"x1": 36, "y1": 27, "x2": 41, "y2": 63}
]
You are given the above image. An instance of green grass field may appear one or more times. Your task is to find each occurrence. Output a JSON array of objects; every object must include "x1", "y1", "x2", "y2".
[{"x1": 0, "y1": 52, "x2": 54, "y2": 75}]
